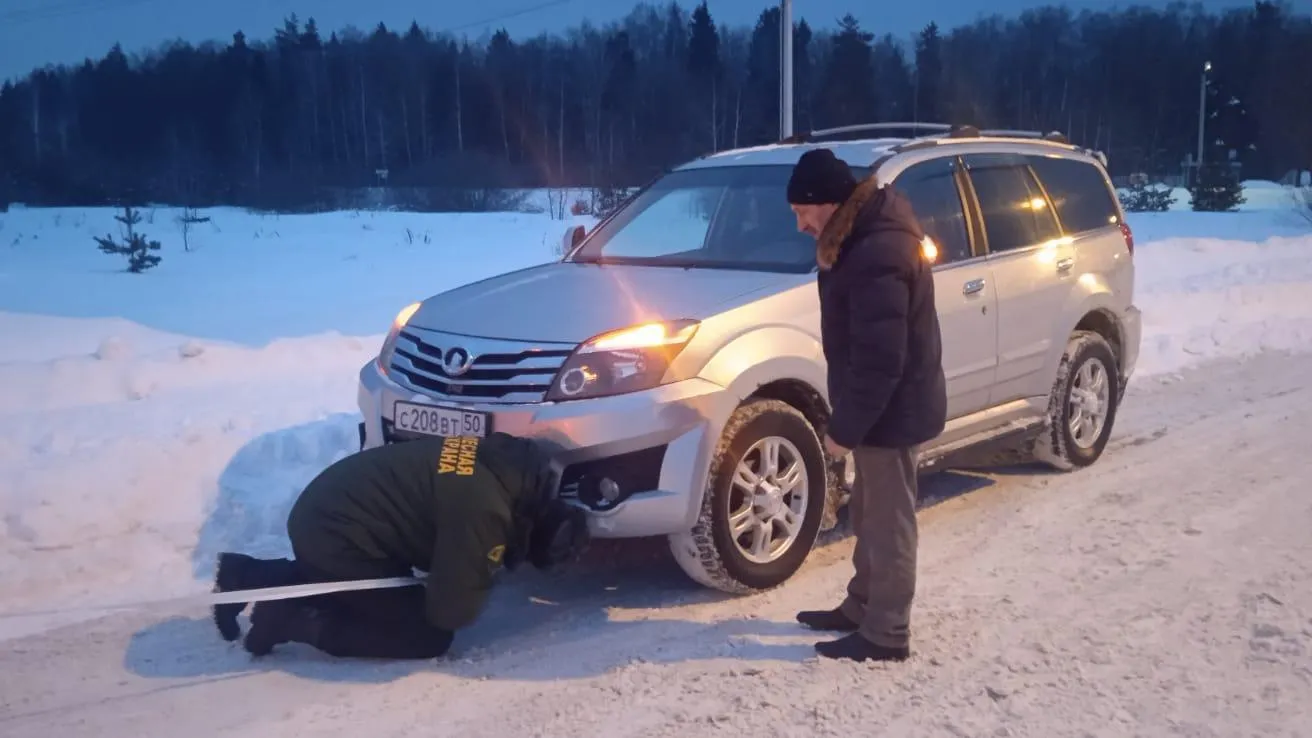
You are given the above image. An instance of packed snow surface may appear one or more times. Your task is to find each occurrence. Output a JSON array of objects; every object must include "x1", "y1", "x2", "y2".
[{"x1": 1, "y1": 187, "x2": 1311, "y2": 735}]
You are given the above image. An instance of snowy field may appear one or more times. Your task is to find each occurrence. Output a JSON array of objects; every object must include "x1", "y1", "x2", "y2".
[{"x1": 1, "y1": 184, "x2": 1311, "y2": 736}]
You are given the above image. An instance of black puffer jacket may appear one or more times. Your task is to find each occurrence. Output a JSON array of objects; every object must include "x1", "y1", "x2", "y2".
[
  {"x1": 286, "y1": 431, "x2": 555, "y2": 631},
  {"x1": 815, "y1": 176, "x2": 948, "y2": 450}
]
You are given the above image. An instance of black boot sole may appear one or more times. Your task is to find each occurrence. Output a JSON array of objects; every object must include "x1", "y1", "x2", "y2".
[
  {"x1": 212, "y1": 552, "x2": 253, "y2": 642},
  {"x1": 796, "y1": 610, "x2": 860, "y2": 632},
  {"x1": 243, "y1": 600, "x2": 317, "y2": 657},
  {"x1": 243, "y1": 626, "x2": 278, "y2": 656},
  {"x1": 814, "y1": 633, "x2": 910, "y2": 662}
]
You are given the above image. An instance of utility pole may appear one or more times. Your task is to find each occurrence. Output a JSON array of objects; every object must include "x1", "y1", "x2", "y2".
[
  {"x1": 780, "y1": 0, "x2": 794, "y2": 139},
  {"x1": 1196, "y1": 60, "x2": 1211, "y2": 184}
]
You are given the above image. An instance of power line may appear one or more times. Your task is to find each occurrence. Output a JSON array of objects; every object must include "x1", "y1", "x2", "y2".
[
  {"x1": 441, "y1": 0, "x2": 571, "y2": 34},
  {"x1": 0, "y1": 0, "x2": 164, "y2": 24}
]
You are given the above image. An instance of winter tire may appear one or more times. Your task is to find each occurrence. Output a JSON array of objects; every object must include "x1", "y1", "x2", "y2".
[
  {"x1": 1033, "y1": 330, "x2": 1120, "y2": 470},
  {"x1": 668, "y1": 399, "x2": 828, "y2": 594}
]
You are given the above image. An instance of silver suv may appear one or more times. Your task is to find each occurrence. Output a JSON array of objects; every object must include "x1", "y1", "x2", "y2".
[{"x1": 355, "y1": 122, "x2": 1142, "y2": 594}]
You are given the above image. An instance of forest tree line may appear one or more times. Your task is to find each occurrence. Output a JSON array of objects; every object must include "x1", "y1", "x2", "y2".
[{"x1": 0, "y1": 0, "x2": 1309, "y2": 211}]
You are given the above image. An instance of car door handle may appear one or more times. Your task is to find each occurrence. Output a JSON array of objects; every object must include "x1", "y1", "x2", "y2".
[
  {"x1": 962, "y1": 278, "x2": 986, "y2": 295},
  {"x1": 1056, "y1": 257, "x2": 1075, "y2": 272}
]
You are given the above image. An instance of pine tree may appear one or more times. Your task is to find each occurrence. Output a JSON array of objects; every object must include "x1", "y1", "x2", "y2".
[
  {"x1": 687, "y1": 2, "x2": 721, "y2": 150},
  {"x1": 0, "y1": 167, "x2": 11, "y2": 212},
  {"x1": 1295, "y1": 185, "x2": 1312, "y2": 225},
  {"x1": 176, "y1": 207, "x2": 211, "y2": 251},
  {"x1": 1120, "y1": 177, "x2": 1176, "y2": 212},
  {"x1": 914, "y1": 23, "x2": 943, "y2": 123},
  {"x1": 1191, "y1": 162, "x2": 1245, "y2": 212},
  {"x1": 815, "y1": 15, "x2": 877, "y2": 128},
  {"x1": 95, "y1": 206, "x2": 162, "y2": 273}
]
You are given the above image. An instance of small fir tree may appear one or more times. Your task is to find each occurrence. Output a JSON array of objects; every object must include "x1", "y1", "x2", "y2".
[
  {"x1": 1191, "y1": 162, "x2": 1245, "y2": 212},
  {"x1": 1120, "y1": 178, "x2": 1176, "y2": 212},
  {"x1": 1293, "y1": 187, "x2": 1312, "y2": 226},
  {"x1": 176, "y1": 207, "x2": 211, "y2": 251},
  {"x1": 95, "y1": 206, "x2": 162, "y2": 273}
]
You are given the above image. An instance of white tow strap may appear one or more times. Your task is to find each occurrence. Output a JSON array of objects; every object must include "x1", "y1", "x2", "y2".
[{"x1": 0, "y1": 575, "x2": 425, "y2": 620}]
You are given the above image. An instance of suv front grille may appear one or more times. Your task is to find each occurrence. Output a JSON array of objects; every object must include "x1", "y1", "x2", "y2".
[{"x1": 388, "y1": 327, "x2": 576, "y2": 404}]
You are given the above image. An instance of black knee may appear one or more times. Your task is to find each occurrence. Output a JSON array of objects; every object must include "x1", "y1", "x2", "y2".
[{"x1": 413, "y1": 628, "x2": 455, "y2": 659}]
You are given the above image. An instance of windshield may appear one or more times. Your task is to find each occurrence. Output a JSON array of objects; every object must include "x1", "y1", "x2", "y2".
[{"x1": 569, "y1": 165, "x2": 851, "y2": 273}]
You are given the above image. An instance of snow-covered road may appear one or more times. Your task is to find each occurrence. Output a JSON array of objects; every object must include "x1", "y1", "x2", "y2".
[{"x1": 4, "y1": 350, "x2": 1310, "y2": 738}]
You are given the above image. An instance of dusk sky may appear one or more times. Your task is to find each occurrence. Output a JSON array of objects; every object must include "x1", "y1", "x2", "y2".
[{"x1": 0, "y1": 0, "x2": 1289, "y2": 82}]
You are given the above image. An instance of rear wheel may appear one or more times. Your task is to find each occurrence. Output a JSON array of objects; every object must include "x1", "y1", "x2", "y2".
[
  {"x1": 1033, "y1": 330, "x2": 1120, "y2": 470},
  {"x1": 668, "y1": 399, "x2": 827, "y2": 594}
]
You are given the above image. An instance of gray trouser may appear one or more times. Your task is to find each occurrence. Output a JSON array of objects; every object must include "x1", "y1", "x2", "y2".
[{"x1": 838, "y1": 445, "x2": 919, "y2": 649}]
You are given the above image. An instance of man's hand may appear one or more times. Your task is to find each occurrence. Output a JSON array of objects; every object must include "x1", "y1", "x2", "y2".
[{"x1": 824, "y1": 434, "x2": 850, "y2": 459}]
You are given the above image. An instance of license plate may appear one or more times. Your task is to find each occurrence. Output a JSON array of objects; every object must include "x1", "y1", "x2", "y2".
[{"x1": 392, "y1": 401, "x2": 489, "y2": 438}]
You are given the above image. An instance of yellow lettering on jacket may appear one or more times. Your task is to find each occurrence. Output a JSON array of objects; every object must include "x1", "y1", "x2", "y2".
[
  {"x1": 438, "y1": 436, "x2": 461, "y2": 474},
  {"x1": 456, "y1": 436, "x2": 480, "y2": 476},
  {"x1": 437, "y1": 435, "x2": 481, "y2": 475}
]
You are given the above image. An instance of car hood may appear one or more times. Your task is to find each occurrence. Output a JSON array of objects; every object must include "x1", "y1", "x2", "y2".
[{"x1": 407, "y1": 261, "x2": 797, "y2": 343}]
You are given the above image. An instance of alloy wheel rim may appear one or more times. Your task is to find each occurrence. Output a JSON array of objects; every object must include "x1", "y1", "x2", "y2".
[
  {"x1": 1068, "y1": 358, "x2": 1110, "y2": 449},
  {"x1": 727, "y1": 436, "x2": 810, "y2": 564}
]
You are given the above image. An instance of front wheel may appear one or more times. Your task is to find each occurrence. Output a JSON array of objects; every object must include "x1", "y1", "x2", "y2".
[
  {"x1": 668, "y1": 399, "x2": 828, "y2": 594},
  {"x1": 1033, "y1": 330, "x2": 1120, "y2": 470}
]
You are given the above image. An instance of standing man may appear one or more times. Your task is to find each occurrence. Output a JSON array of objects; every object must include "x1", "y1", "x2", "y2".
[
  {"x1": 211, "y1": 431, "x2": 590, "y2": 659},
  {"x1": 786, "y1": 148, "x2": 947, "y2": 663}
]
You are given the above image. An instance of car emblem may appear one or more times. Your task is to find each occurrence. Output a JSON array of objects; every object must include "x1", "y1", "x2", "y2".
[{"x1": 442, "y1": 347, "x2": 473, "y2": 376}]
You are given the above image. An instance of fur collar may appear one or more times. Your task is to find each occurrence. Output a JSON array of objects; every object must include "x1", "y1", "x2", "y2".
[{"x1": 816, "y1": 174, "x2": 884, "y2": 271}]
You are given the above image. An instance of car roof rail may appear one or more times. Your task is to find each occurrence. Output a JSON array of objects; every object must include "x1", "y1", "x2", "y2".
[
  {"x1": 778, "y1": 122, "x2": 954, "y2": 145},
  {"x1": 779, "y1": 122, "x2": 1073, "y2": 148},
  {"x1": 890, "y1": 125, "x2": 1075, "y2": 152},
  {"x1": 948, "y1": 126, "x2": 1071, "y2": 144},
  {"x1": 985, "y1": 129, "x2": 1071, "y2": 144}
]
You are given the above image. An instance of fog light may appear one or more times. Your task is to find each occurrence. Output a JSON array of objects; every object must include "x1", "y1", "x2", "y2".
[{"x1": 599, "y1": 477, "x2": 620, "y2": 502}]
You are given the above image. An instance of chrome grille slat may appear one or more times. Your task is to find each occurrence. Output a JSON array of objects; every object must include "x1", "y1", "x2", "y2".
[
  {"x1": 389, "y1": 327, "x2": 576, "y2": 404},
  {"x1": 392, "y1": 353, "x2": 554, "y2": 387},
  {"x1": 396, "y1": 336, "x2": 566, "y2": 371}
]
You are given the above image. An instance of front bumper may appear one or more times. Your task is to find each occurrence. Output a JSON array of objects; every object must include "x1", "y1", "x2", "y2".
[{"x1": 357, "y1": 359, "x2": 739, "y2": 538}]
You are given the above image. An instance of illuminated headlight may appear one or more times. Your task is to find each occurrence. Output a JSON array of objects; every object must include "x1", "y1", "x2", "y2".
[
  {"x1": 546, "y1": 319, "x2": 700, "y2": 402},
  {"x1": 377, "y1": 301, "x2": 422, "y2": 376}
]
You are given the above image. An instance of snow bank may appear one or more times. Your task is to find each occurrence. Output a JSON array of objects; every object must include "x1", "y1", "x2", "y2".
[
  {"x1": 1118, "y1": 178, "x2": 1305, "y2": 213},
  {"x1": 1129, "y1": 211, "x2": 1312, "y2": 376},
  {"x1": 0, "y1": 205, "x2": 1310, "y2": 640},
  {"x1": 0, "y1": 321, "x2": 375, "y2": 637}
]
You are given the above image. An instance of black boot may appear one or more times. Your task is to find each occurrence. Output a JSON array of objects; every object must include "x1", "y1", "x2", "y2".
[
  {"x1": 212, "y1": 553, "x2": 302, "y2": 642},
  {"x1": 242, "y1": 599, "x2": 326, "y2": 657},
  {"x1": 814, "y1": 632, "x2": 910, "y2": 663},
  {"x1": 796, "y1": 607, "x2": 859, "y2": 632}
]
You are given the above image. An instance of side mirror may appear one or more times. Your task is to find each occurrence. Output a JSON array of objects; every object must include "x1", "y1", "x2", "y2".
[{"x1": 561, "y1": 225, "x2": 586, "y2": 256}]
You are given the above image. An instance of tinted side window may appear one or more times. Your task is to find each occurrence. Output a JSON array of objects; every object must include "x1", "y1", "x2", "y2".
[
  {"x1": 965, "y1": 155, "x2": 1061, "y2": 253},
  {"x1": 1026, "y1": 155, "x2": 1120, "y2": 234},
  {"x1": 890, "y1": 157, "x2": 973, "y2": 264}
]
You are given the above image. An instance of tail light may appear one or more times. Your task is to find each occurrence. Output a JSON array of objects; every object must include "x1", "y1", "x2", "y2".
[{"x1": 1118, "y1": 221, "x2": 1134, "y2": 256}]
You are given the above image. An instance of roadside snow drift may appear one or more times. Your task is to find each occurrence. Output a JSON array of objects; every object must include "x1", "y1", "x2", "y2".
[
  {"x1": 1131, "y1": 211, "x2": 1312, "y2": 375},
  {"x1": 0, "y1": 199, "x2": 1310, "y2": 641}
]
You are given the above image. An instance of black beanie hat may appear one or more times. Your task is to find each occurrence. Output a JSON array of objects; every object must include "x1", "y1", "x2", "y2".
[{"x1": 787, "y1": 148, "x2": 858, "y2": 205}]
